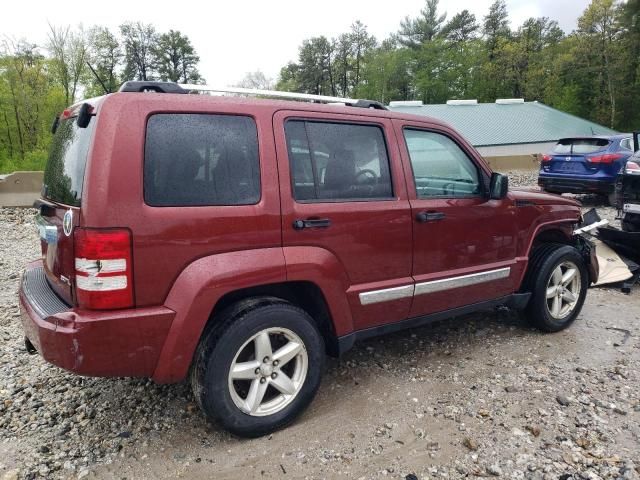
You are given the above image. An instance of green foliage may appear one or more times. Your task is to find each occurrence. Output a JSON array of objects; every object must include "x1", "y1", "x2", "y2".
[
  {"x1": 0, "y1": 22, "x2": 203, "y2": 173},
  {"x1": 0, "y1": 150, "x2": 48, "y2": 174},
  {"x1": 397, "y1": 0, "x2": 447, "y2": 48},
  {"x1": 154, "y1": 30, "x2": 201, "y2": 83},
  {"x1": 279, "y1": 0, "x2": 640, "y2": 133}
]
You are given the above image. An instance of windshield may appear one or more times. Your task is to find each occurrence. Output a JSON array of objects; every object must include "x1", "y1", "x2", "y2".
[{"x1": 43, "y1": 116, "x2": 96, "y2": 206}]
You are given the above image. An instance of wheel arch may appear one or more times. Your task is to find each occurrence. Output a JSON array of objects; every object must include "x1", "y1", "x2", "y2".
[
  {"x1": 152, "y1": 246, "x2": 351, "y2": 383},
  {"x1": 207, "y1": 281, "x2": 340, "y2": 357}
]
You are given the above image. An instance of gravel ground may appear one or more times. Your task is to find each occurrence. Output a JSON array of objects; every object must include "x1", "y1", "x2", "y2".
[{"x1": 1, "y1": 173, "x2": 638, "y2": 480}]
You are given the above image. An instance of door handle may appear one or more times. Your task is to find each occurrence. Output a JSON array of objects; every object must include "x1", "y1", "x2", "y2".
[
  {"x1": 293, "y1": 218, "x2": 332, "y2": 230},
  {"x1": 416, "y1": 211, "x2": 445, "y2": 223}
]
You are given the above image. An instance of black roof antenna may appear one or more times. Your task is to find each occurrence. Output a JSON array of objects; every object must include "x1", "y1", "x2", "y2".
[{"x1": 86, "y1": 61, "x2": 110, "y2": 95}]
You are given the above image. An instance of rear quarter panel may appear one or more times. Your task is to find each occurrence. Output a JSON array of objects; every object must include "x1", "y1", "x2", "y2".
[{"x1": 82, "y1": 94, "x2": 283, "y2": 308}]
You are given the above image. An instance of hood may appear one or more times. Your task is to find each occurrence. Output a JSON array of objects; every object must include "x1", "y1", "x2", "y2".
[{"x1": 509, "y1": 187, "x2": 581, "y2": 207}]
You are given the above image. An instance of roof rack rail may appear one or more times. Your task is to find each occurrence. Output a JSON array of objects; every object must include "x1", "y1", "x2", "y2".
[
  {"x1": 119, "y1": 81, "x2": 189, "y2": 94},
  {"x1": 118, "y1": 81, "x2": 387, "y2": 110}
]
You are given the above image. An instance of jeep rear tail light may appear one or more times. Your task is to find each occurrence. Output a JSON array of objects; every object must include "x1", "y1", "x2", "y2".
[
  {"x1": 588, "y1": 153, "x2": 623, "y2": 164},
  {"x1": 74, "y1": 228, "x2": 134, "y2": 310}
]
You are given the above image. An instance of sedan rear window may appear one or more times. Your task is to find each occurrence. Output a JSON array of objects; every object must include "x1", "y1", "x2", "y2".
[
  {"x1": 144, "y1": 114, "x2": 260, "y2": 206},
  {"x1": 553, "y1": 138, "x2": 610, "y2": 155}
]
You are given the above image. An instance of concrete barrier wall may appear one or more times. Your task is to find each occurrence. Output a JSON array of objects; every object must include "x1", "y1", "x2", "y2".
[
  {"x1": 0, "y1": 171, "x2": 43, "y2": 207},
  {"x1": 483, "y1": 154, "x2": 541, "y2": 172}
]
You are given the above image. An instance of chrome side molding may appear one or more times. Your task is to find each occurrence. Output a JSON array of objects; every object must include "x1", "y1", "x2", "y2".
[{"x1": 358, "y1": 267, "x2": 511, "y2": 305}]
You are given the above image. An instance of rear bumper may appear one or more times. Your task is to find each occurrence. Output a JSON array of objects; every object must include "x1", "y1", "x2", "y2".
[
  {"x1": 538, "y1": 175, "x2": 614, "y2": 194},
  {"x1": 19, "y1": 262, "x2": 175, "y2": 378}
]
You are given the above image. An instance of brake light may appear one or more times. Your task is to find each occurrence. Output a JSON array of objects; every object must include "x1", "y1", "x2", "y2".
[
  {"x1": 588, "y1": 153, "x2": 623, "y2": 164},
  {"x1": 626, "y1": 161, "x2": 640, "y2": 174},
  {"x1": 74, "y1": 228, "x2": 134, "y2": 310},
  {"x1": 542, "y1": 154, "x2": 553, "y2": 163}
]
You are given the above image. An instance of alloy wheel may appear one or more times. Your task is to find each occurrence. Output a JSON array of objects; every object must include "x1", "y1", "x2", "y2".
[
  {"x1": 228, "y1": 327, "x2": 308, "y2": 417},
  {"x1": 545, "y1": 261, "x2": 581, "y2": 320}
]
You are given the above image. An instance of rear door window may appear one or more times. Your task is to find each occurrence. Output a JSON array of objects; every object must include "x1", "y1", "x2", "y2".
[
  {"x1": 553, "y1": 138, "x2": 610, "y2": 155},
  {"x1": 284, "y1": 120, "x2": 393, "y2": 202},
  {"x1": 144, "y1": 114, "x2": 260, "y2": 206},
  {"x1": 43, "y1": 118, "x2": 96, "y2": 207}
]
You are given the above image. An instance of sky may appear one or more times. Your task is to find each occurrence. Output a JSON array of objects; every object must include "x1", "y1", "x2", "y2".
[{"x1": 1, "y1": 0, "x2": 591, "y2": 87}]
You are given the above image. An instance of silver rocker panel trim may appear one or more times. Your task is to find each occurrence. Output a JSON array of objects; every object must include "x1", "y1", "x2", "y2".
[
  {"x1": 414, "y1": 267, "x2": 511, "y2": 296},
  {"x1": 359, "y1": 284, "x2": 414, "y2": 306}
]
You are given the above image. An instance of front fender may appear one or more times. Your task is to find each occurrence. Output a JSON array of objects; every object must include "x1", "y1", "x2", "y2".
[{"x1": 152, "y1": 248, "x2": 286, "y2": 383}]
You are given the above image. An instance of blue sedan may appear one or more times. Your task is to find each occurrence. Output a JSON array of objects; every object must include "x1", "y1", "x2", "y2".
[{"x1": 538, "y1": 134, "x2": 634, "y2": 204}]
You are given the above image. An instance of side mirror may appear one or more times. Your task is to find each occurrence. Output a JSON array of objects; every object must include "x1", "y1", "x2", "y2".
[{"x1": 489, "y1": 172, "x2": 509, "y2": 200}]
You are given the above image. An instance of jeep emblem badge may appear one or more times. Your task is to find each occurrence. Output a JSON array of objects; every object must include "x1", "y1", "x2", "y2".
[{"x1": 63, "y1": 209, "x2": 73, "y2": 237}]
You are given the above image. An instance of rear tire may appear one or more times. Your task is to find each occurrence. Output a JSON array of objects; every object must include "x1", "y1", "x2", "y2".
[
  {"x1": 523, "y1": 244, "x2": 588, "y2": 332},
  {"x1": 191, "y1": 297, "x2": 325, "y2": 438}
]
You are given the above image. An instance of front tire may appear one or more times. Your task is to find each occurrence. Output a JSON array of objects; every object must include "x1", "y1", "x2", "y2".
[
  {"x1": 191, "y1": 297, "x2": 325, "y2": 438},
  {"x1": 523, "y1": 245, "x2": 588, "y2": 332}
]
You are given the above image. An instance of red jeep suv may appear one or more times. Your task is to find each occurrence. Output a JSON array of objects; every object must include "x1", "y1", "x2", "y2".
[{"x1": 20, "y1": 81, "x2": 596, "y2": 437}]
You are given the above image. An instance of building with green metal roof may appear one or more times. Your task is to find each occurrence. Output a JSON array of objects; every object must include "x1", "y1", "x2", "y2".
[{"x1": 387, "y1": 99, "x2": 618, "y2": 157}]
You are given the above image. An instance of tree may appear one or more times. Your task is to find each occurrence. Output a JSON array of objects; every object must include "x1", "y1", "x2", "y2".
[
  {"x1": 120, "y1": 22, "x2": 157, "y2": 81},
  {"x1": 440, "y1": 10, "x2": 479, "y2": 43},
  {"x1": 236, "y1": 70, "x2": 274, "y2": 90},
  {"x1": 577, "y1": 0, "x2": 621, "y2": 127},
  {"x1": 276, "y1": 62, "x2": 300, "y2": 92},
  {"x1": 483, "y1": 0, "x2": 510, "y2": 60},
  {"x1": 296, "y1": 37, "x2": 335, "y2": 95},
  {"x1": 153, "y1": 30, "x2": 201, "y2": 83},
  {"x1": 87, "y1": 26, "x2": 122, "y2": 95},
  {"x1": 46, "y1": 24, "x2": 89, "y2": 105},
  {"x1": 356, "y1": 39, "x2": 413, "y2": 102},
  {"x1": 397, "y1": 0, "x2": 447, "y2": 48},
  {"x1": 350, "y1": 21, "x2": 377, "y2": 89},
  {"x1": 616, "y1": 0, "x2": 640, "y2": 130},
  {"x1": 0, "y1": 39, "x2": 64, "y2": 165}
]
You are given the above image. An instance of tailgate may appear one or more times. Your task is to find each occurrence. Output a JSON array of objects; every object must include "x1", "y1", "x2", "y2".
[
  {"x1": 38, "y1": 102, "x2": 97, "y2": 304},
  {"x1": 36, "y1": 203, "x2": 80, "y2": 304}
]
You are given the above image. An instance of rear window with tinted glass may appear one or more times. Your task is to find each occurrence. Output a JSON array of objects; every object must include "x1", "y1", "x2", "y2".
[
  {"x1": 144, "y1": 114, "x2": 260, "y2": 206},
  {"x1": 43, "y1": 118, "x2": 96, "y2": 207},
  {"x1": 553, "y1": 138, "x2": 610, "y2": 155}
]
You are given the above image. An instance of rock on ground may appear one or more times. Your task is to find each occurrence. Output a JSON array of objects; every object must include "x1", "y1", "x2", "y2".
[{"x1": 0, "y1": 179, "x2": 638, "y2": 479}]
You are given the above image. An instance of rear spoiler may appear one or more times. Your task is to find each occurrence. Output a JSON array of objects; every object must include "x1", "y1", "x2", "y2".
[{"x1": 634, "y1": 131, "x2": 639, "y2": 152}]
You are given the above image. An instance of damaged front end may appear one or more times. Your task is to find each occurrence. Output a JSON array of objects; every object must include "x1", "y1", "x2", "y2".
[
  {"x1": 575, "y1": 208, "x2": 640, "y2": 290},
  {"x1": 573, "y1": 233, "x2": 599, "y2": 285}
]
